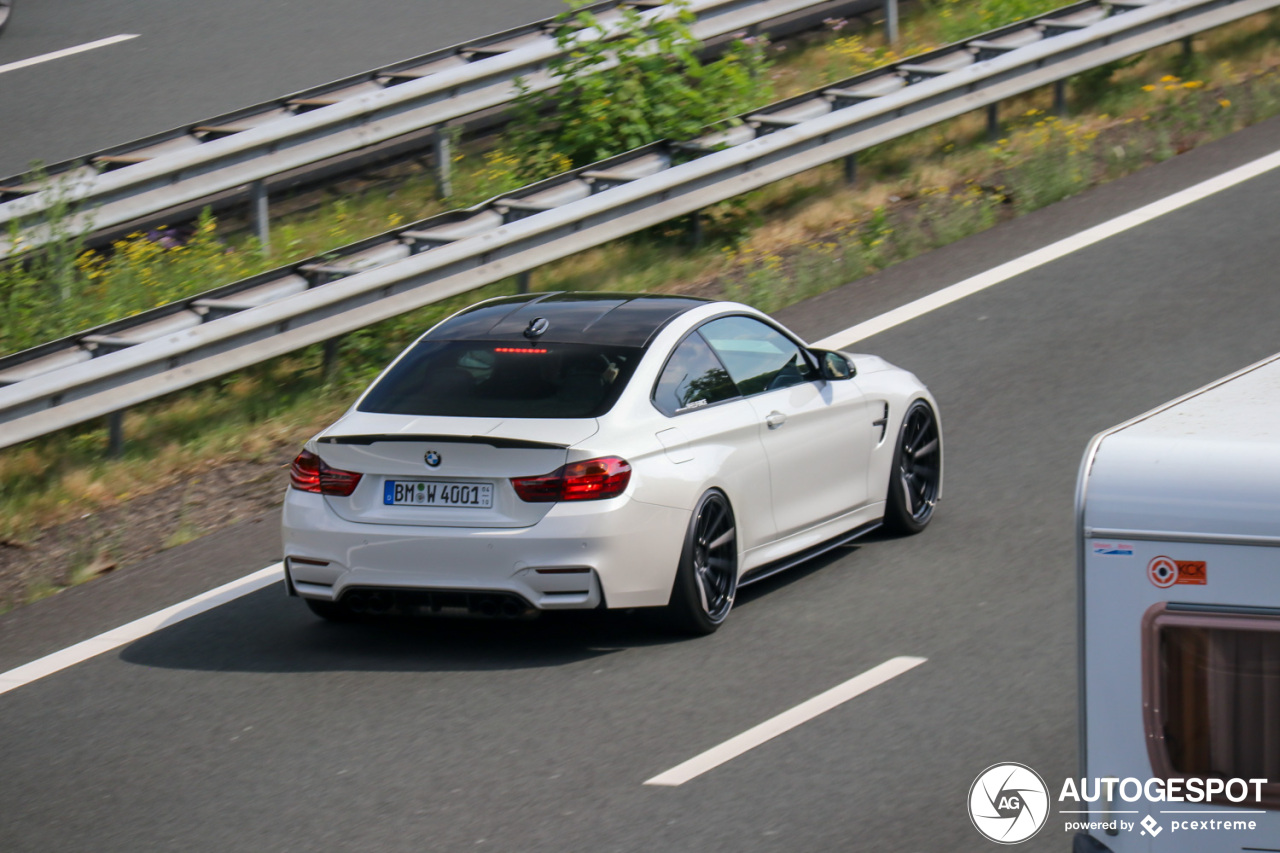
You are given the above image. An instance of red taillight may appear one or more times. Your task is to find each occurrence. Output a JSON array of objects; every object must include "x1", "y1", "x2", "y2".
[
  {"x1": 509, "y1": 468, "x2": 564, "y2": 502},
  {"x1": 511, "y1": 456, "x2": 631, "y2": 503},
  {"x1": 561, "y1": 457, "x2": 631, "y2": 501},
  {"x1": 289, "y1": 449, "x2": 363, "y2": 497},
  {"x1": 290, "y1": 450, "x2": 322, "y2": 492}
]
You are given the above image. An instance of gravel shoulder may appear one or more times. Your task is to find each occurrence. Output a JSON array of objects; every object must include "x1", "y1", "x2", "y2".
[{"x1": 0, "y1": 448, "x2": 293, "y2": 614}]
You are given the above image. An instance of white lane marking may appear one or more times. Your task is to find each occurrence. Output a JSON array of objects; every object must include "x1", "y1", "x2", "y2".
[
  {"x1": 0, "y1": 34, "x2": 140, "y2": 76},
  {"x1": 813, "y1": 148, "x2": 1280, "y2": 351},
  {"x1": 644, "y1": 656, "x2": 926, "y2": 786},
  {"x1": 0, "y1": 564, "x2": 282, "y2": 696}
]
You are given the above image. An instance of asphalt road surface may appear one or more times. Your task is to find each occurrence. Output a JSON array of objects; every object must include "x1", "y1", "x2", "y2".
[
  {"x1": 1, "y1": 118, "x2": 1278, "y2": 852},
  {"x1": 0, "y1": 0, "x2": 567, "y2": 177}
]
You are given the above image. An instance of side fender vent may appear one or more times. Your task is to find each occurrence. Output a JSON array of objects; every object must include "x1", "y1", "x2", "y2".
[{"x1": 873, "y1": 403, "x2": 890, "y2": 442}]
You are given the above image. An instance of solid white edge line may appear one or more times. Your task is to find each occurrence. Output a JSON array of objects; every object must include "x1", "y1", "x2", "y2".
[
  {"x1": 813, "y1": 148, "x2": 1280, "y2": 351},
  {"x1": 0, "y1": 563, "x2": 283, "y2": 696},
  {"x1": 643, "y1": 656, "x2": 927, "y2": 786},
  {"x1": 0, "y1": 34, "x2": 140, "y2": 75}
]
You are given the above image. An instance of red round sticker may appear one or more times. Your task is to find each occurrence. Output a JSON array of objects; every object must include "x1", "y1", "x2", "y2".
[{"x1": 1148, "y1": 556, "x2": 1178, "y2": 588}]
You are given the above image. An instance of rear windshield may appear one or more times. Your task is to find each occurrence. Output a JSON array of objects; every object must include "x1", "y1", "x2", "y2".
[{"x1": 358, "y1": 340, "x2": 643, "y2": 419}]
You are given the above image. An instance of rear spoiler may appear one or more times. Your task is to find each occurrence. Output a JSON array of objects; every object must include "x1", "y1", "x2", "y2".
[{"x1": 316, "y1": 434, "x2": 568, "y2": 450}]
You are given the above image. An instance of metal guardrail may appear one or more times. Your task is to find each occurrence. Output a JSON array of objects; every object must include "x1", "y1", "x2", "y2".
[
  {"x1": 0, "y1": 0, "x2": 1273, "y2": 451},
  {"x1": 0, "y1": 0, "x2": 871, "y2": 260}
]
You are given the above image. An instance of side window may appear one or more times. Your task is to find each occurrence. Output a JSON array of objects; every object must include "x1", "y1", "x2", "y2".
[
  {"x1": 1143, "y1": 604, "x2": 1280, "y2": 808},
  {"x1": 653, "y1": 333, "x2": 739, "y2": 416},
  {"x1": 698, "y1": 316, "x2": 816, "y2": 396}
]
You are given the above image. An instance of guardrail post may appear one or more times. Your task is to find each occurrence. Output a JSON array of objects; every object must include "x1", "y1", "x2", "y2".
[
  {"x1": 251, "y1": 180, "x2": 271, "y2": 255},
  {"x1": 1054, "y1": 80, "x2": 1068, "y2": 117},
  {"x1": 434, "y1": 128, "x2": 453, "y2": 199},
  {"x1": 884, "y1": 0, "x2": 899, "y2": 45},
  {"x1": 986, "y1": 102, "x2": 1000, "y2": 141},
  {"x1": 690, "y1": 211, "x2": 703, "y2": 248},
  {"x1": 108, "y1": 411, "x2": 125, "y2": 458},
  {"x1": 748, "y1": 24, "x2": 762, "y2": 77},
  {"x1": 1178, "y1": 35, "x2": 1196, "y2": 71},
  {"x1": 843, "y1": 154, "x2": 858, "y2": 185},
  {"x1": 516, "y1": 271, "x2": 531, "y2": 294},
  {"x1": 322, "y1": 336, "x2": 343, "y2": 383}
]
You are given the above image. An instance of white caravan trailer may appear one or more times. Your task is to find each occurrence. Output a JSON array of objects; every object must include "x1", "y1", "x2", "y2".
[{"x1": 1074, "y1": 353, "x2": 1280, "y2": 853}]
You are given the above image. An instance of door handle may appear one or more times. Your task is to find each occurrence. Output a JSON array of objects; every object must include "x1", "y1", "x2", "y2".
[{"x1": 765, "y1": 411, "x2": 787, "y2": 430}]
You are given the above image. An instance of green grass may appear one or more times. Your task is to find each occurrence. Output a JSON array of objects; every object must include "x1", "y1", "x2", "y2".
[
  {"x1": 162, "y1": 523, "x2": 203, "y2": 551},
  {"x1": 66, "y1": 549, "x2": 116, "y2": 587},
  {"x1": 23, "y1": 577, "x2": 63, "y2": 606}
]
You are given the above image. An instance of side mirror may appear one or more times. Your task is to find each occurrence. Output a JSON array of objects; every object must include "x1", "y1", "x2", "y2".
[{"x1": 816, "y1": 350, "x2": 854, "y2": 380}]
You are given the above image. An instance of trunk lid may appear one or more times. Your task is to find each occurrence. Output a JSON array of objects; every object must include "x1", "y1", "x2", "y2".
[{"x1": 312, "y1": 413, "x2": 598, "y2": 528}]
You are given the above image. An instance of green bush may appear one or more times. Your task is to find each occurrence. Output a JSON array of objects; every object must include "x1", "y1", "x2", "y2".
[
  {"x1": 505, "y1": 0, "x2": 772, "y2": 181},
  {"x1": 0, "y1": 209, "x2": 257, "y2": 355}
]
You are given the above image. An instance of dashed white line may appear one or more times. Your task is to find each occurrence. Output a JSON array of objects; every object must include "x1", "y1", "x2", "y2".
[
  {"x1": 813, "y1": 148, "x2": 1280, "y2": 351},
  {"x1": 0, "y1": 34, "x2": 140, "y2": 76},
  {"x1": 0, "y1": 564, "x2": 282, "y2": 696},
  {"x1": 644, "y1": 656, "x2": 927, "y2": 786}
]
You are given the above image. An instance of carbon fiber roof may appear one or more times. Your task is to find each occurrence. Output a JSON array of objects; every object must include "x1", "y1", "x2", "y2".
[{"x1": 430, "y1": 292, "x2": 709, "y2": 348}]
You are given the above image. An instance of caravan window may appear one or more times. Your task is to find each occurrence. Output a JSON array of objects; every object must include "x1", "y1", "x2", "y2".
[{"x1": 1142, "y1": 604, "x2": 1280, "y2": 808}]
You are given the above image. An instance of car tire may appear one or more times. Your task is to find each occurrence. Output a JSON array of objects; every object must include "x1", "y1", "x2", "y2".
[
  {"x1": 667, "y1": 489, "x2": 738, "y2": 635},
  {"x1": 304, "y1": 597, "x2": 357, "y2": 623},
  {"x1": 883, "y1": 399, "x2": 941, "y2": 534}
]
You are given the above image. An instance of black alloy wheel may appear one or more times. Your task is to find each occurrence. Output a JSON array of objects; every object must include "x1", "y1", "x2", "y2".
[
  {"x1": 884, "y1": 400, "x2": 941, "y2": 534},
  {"x1": 669, "y1": 490, "x2": 738, "y2": 635}
]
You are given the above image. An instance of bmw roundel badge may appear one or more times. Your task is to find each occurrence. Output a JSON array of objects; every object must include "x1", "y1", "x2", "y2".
[{"x1": 424, "y1": 450, "x2": 441, "y2": 468}]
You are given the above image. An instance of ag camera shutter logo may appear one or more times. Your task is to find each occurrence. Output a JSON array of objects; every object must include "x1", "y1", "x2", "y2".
[{"x1": 968, "y1": 762, "x2": 1050, "y2": 844}]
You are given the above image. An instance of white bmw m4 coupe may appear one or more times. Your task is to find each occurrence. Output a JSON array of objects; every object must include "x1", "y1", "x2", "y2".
[{"x1": 282, "y1": 292, "x2": 941, "y2": 633}]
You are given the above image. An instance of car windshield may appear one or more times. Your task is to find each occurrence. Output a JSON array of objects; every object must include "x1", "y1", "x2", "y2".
[{"x1": 357, "y1": 340, "x2": 643, "y2": 418}]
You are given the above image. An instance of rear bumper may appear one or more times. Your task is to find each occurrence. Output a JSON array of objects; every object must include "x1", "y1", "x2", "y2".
[{"x1": 281, "y1": 490, "x2": 689, "y2": 610}]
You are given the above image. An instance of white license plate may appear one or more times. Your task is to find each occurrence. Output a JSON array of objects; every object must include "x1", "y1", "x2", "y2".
[{"x1": 383, "y1": 480, "x2": 493, "y2": 508}]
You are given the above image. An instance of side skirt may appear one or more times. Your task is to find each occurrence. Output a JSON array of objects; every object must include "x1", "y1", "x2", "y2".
[{"x1": 738, "y1": 520, "x2": 882, "y2": 588}]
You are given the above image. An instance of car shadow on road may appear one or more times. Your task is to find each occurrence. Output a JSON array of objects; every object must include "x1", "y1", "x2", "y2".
[
  {"x1": 120, "y1": 536, "x2": 875, "y2": 675},
  {"x1": 118, "y1": 583, "x2": 688, "y2": 675}
]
